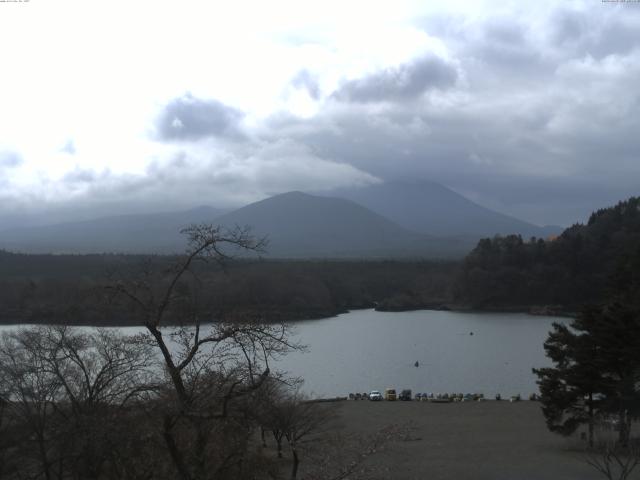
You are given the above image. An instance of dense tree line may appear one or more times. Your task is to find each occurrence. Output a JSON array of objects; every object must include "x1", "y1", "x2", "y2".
[
  {"x1": 454, "y1": 197, "x2": 640, "y2": 310},
  {"x1": 0, "y1": 252, "x2": 458, "y2": 326}
]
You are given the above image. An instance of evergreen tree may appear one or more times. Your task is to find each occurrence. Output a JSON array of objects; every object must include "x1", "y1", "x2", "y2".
[
  {"x1": 534, "y1": 312, "x2": 608, "y2": 447},
  {"x1": 534, "y1": 302, "x2": 640, "y2": 446}
]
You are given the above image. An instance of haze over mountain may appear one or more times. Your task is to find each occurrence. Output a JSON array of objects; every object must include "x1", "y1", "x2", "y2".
[
  {"x1": 324, "y1": 181, "x2": 562, "y2": 239},
  {"x1": 212, "y1": 191, "x2": 470, "y2": 258},
  {"x1": 0, "y1": 206, "x2": 224, "y2": 254},
  {"x1": 0, "y1": 182, "x2": 563, "y2": 257},
  {"x1": 0, "y1": 192, "x2": 474, "y2": 258}
]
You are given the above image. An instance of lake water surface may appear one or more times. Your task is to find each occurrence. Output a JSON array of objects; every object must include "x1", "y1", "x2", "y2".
[
  {"x1": 276, "y1": 309, "x2": 563, "y2": 398},
  {"x1": 0, "y1": 309, "x2": 563, "y2": 398}
]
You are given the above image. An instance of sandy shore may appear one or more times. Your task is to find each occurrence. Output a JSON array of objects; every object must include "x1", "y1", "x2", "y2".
[{"x1": 329, "y1": 400, "x2": 623, "y2": 480}]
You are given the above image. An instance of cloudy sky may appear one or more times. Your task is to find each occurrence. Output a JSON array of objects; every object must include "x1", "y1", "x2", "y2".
[{"x1": 0, "y1": 0, "x2": 639, "y2": 227}]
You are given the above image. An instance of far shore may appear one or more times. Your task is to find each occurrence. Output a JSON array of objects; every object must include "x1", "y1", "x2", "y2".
[{"x1": 0, "y1": 304, "x2": 575, "y2": 328}]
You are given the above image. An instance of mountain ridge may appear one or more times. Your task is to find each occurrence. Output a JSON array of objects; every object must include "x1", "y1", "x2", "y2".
[
  {"x1": 211, "y1": 191, "x2": 468, "y2": 258},
  {"x1": 0, "y1": 181, "x2": 561, "y2": 257},
  {"x1": 0, "y1": 206, "x2": 224, "y2": 254},
  {"x1": 322, "y1": 180, "x2": 562, "y2": 238}
]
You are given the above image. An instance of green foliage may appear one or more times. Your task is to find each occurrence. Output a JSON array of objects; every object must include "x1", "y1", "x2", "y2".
[
  {"x1": 534, "y1": 301, "x2": 640, "y2": 445},
  {"x1": 455, "y1": 197, "x2": 640, "y2": 309}
]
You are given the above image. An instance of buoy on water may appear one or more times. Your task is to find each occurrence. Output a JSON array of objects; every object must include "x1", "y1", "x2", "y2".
[{"x1": 414, "y1": 361, "x2": 419, "y2": 368}]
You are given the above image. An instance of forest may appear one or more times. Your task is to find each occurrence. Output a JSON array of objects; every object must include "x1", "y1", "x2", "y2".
[
  {"x1": 453, "y1": 197, "x2": 640, "y2": 312},
  {"x1": 0, "y1": 251, "x2": 457, "y2": 326}
]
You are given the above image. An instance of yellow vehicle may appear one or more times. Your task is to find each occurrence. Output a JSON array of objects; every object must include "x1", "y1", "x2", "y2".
[{"x1": 384, "y1": 388, "x2": 397, "y2": 401}]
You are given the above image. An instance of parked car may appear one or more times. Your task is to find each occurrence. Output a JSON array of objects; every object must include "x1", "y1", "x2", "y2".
[
  {"x1": 399, "y1": 389, "x2": 412, "y2": 401},
  {"x1": 369, "y1": 390, "x2": 383, "y2": 401},
  {"x1": 384, "y1": 388, "x2": 397, "y2": 401}
]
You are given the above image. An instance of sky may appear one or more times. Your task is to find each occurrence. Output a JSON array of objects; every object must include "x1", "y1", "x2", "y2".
[{"x1": 0, "y1": 0, "x2": 639, "y2": 227}]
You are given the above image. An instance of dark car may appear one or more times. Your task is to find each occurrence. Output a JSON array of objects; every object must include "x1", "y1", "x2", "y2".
[{"x1": 399, "y1": 389, "x2": 412, "y2": 401}]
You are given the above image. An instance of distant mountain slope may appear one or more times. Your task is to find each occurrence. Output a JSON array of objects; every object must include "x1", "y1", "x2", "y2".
[
  {"x1": 204, "y1": 191, "x2": 470, "y2": 258},
  {"x1": 0, "y1": 206, "x2": 223, "y2": 254},
  {"x1": 0, "y1": 194, "x2": 474, "y2": 258},
  {"x1": 325, "y1": 181, "x2": 562, "y2": 238}
]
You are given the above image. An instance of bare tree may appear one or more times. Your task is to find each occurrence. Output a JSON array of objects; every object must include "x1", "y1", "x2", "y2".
[
  {"x1": 280, "y1": 392, "x2": 335, "y2": 480},
  {"x1": 255, "y1": 384, "x2": 413, "y2": 480},
  {"x1": 0, "y1": 328, "x2": 63, "y2": 480},
  {"x1": 0, "y1": 392, "x2": 7, "y2": 479},
  {"x1": 107, "y1": 224, "x2": 300, "y2": 480},
  {"x1": 42, "y1": 326, "x2": 157, "y2": 479},
  {"x1": 0, "y1": 326, "x2": 157, "y2": 480},
  {"x1": 585, "y1": 442, "x2": 640, "y2": 480},
  {"x1": 581, "y1": 418, "x2": 640, "y2": 480}
]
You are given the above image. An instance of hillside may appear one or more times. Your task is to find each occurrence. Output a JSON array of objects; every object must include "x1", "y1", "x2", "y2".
[
  {"x1": 0, "y1": 192, "x2": 473, "y2": 258},
  {"x1": 0, "y1": 206, "x2": 223, "y2": 254},
  {"x1": 453, "y1": 196, "x2": 640, "y2": 310},
  {"x1": 213, "y1": 191, "x2": 470, "y2": 258},
  {"x1": 326, "y1": 181, "x2": 562, "y2": 238}
]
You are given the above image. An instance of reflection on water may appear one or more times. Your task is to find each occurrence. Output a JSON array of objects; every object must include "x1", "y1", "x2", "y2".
[{"x1": 0, "y1": 309, "x2": 563, "y2": 398}]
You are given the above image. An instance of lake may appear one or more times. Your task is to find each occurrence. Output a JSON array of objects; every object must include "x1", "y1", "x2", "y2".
[
  {"x1": 276, "y1": 309, "x2": 562, "y2": 398},
  {"x1": 0, "y1": 309, "x2": 563, "y2": 398}
]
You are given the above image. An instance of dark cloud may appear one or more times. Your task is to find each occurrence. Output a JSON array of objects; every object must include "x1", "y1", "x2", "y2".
[
  {"x1": 461, "y1": 18, "x2": 551, "y2": 78},
  {"x1": 484, "y1": 21, "x2": 526, "y2": 46},
  {"x1": 0, "y1": 150, "x2": 23, "y2": 168},
  {"x1": 596, "y1": 19, "x2": 640, "y2": 58},
  {"x1": 551, "y1": 7, "x2": 640, "y2": 59},
  {"x1": 22, "y1": 137, "x2": 377, "y2": 224},
  {"x1": 551, "y1": 8, "x2": 589, "y2": 46},
  {"x1": 263, "y1": 45, "x2": 640, "y2": 226},
  {"x1": 333, "y1": 55, "x2": 457, "y2": 103},
  {"x1": 291, "y1": 70, "x2": 321, "y2": 99},
  {"x1": 156, "y1": 94, "x2": 246, "y2": 141}
]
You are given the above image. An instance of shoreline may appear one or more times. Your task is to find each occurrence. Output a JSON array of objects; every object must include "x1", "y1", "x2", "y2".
[{"x1": 0, "y1": 304, "x2": 574, "y2": 328}]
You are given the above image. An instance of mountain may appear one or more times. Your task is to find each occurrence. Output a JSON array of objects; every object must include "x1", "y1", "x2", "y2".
[
  {"x1": 212, "y1": 191, "x2": 469, "y2": 258},
  {"x1": 0, "y1": 193, "x2": 472, "y2": 258},
  {"x1": 324, "y1": 181, "x2": 562, "y2": 239},
  {"x1": 0, "y1": 206, "x2": 224, "y2": 254}
]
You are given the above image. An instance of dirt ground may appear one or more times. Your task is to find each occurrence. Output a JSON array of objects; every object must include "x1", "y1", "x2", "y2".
[{"x1": 324, "y1": 400, "x2": 638, "y2": 480}]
